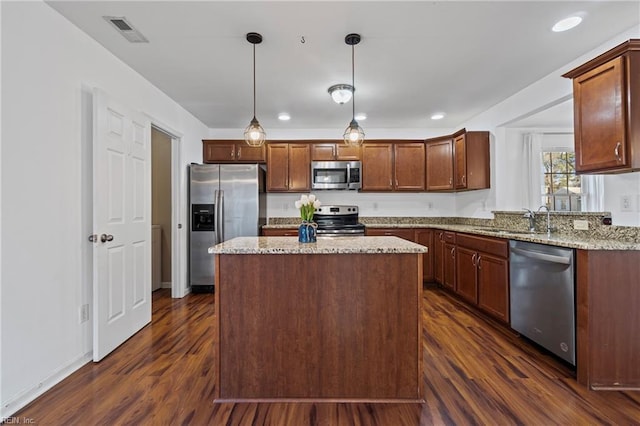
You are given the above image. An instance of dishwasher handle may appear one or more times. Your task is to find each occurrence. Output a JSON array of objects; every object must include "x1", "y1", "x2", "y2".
[{"x1": 511, "y1": 247, "x2": 571, "y2": 265}]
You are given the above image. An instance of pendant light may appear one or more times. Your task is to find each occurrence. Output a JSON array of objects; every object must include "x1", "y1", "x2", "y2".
[
  {"x1": 244, "y1": 32, "x2": 266, "y2": 147},
  {"x1": 343, "y1": 33, "x2": 365, "y2": 146}
]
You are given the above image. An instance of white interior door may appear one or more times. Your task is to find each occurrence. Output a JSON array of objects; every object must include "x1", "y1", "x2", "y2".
[{"x1": 92, "y1": 89, "x2": 151, "y2": 361}]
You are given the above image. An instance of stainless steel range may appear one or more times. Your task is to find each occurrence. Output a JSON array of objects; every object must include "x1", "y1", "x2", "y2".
[{"x1": 313, "y1": 205, "x2": 365, "y2": 237}]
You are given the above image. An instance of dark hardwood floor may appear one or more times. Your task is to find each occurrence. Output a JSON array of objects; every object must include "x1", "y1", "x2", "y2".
[{"x1": 13, "y1": 287, "x2": 640, "y2": 425}]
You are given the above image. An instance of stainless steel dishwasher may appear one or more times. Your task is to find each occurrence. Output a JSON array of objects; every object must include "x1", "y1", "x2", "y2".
[{"x1": 509, "y1": 240, "x2": 576, "y2": 365}]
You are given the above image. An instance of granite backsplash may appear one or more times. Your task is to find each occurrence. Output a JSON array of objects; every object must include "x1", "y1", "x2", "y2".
[{"x1": 267, "y1": 211, "x2": 640, "y2": 243}]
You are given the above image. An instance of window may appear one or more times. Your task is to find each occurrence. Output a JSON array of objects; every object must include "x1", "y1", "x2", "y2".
[{"x1": 540, "y1": 151, "x2": 582, "y2": 211}]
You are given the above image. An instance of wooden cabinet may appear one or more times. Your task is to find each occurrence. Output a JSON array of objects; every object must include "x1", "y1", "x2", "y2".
[
  {"x1": 433, "y1": 231, "x2": 445, "y2": 284},
  {"x1": 414, "y1": 229, "x2": 434, "y2": 282},
  {"x1": 311, "y1": 143, "x2": 361, "y2": 161},
  {"x1": 432, "y1": 231, "x2": 456, "y2": 290},
  {"x1": 454, "y1": 132, "x2": 490, "y2": 190},
  {"x1": 266, "y1": 143, "x2": 310, "y2": 192},
  {"x1": 361, "y1": 143, "x2": 394, "y2": 191},
  {"x1": 563, "y1": 40, "x2": 640, "y2": 173},
  {"x1": 203, "y1": 140, "x2": 266, "y2": 163},
  {"x1": 455, "y1": 233, "x2": 509, "y2": 323},
  {"x1": 361, "y1": 141, "x2": 425, "y2": 191},
  {"x1": 426, "y1": 139, "x2": 454, "y2": 190},
  {"x1": 426, "y1": 130, "x2": 490, "y2": 191},
  {"x1": 261, "y1": 227, "x2": 298, "y2": 236}
]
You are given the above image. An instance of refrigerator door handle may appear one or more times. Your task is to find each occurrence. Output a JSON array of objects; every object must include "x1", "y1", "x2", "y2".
[
  {"x1": 214, "y1": 190, "x2": 220, "y2": 244},
  {"x1": 218, "y1": 190, "x2": 225, "y2": 243}
]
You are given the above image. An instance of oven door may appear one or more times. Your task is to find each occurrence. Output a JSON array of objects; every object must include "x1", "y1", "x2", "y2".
[{"x1": 311, "y1": 161, "x2": 361, "y2": 190}]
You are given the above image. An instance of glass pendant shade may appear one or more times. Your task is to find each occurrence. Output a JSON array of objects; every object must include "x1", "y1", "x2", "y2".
[
  {"x1": 244, "y1": 116, "x2": 266, "y2": 147},
  {"x1": 328, "y1": 84, "x2": 354, "y2": 104},
  {"x1": 343, "y1": 118, "x2": 365, "y2": 146}
]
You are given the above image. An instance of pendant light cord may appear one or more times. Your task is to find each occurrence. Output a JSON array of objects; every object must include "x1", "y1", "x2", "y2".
[
  {"x1": 252, "y1": 43, "x2": 256, "y2": 118},
  {"x1": 351, "y1": 44, "x2": 355, "y2": 120}
]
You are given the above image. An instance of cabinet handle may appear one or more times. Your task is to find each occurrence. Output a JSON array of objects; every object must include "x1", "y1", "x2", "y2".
[
  {"x1": 333, "y1": 146, "x2": 336, "y2": 158},
  {"x1": 237, "y1": 146, "x2": 242, "y2": 159},
  {"x1": 450, "y1": 247, "x2": 455, "y2": 258},
  {"x1": 438, "y1": 232, "x2": 443, "y2": 241},
  {"x1": 614, "y1": 142, "x2": 622, "y2": 162},
  {"x1": 449, "y1": 178, "x2": 452, "y2": 186},
  {"x1": 389, "y1": 179, "x2": 393, "y2": 187},
  {"x1": 477, "y1": 255, "x2": 482, "y2": 269},
  {"x1": 471, "y1": 253, "x2": 477, "y2": 266},
  {"x1": 462, "y1": 175, "x2": 466, "y2": 185},
  {"x1": 230, "y1": 149, "x2": 235, "y2": 159},
  {"x1": 395, "y1": 179, "x2": 399, "y2": 187}
]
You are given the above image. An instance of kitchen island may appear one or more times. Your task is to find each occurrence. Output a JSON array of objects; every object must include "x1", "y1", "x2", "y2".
[{"x1": 208, "y1": 236, "x2": 427, "y2": 402}]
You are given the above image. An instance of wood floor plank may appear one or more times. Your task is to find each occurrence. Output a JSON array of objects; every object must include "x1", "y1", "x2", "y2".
[{"x1": 11, "y1": 287, "x2": 640, "y2": 425}]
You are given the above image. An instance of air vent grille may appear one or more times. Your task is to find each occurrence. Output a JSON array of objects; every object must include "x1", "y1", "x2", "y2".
[{"x1": 103, "y1": 16, "x2": 149, "y2": 43}]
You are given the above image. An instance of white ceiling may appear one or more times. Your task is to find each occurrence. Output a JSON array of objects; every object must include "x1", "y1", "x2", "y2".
[{"x1": 46, "y1": 1, "x2": 639, "y2": 131}]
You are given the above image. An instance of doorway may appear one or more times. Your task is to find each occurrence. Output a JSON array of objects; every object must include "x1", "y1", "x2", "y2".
[{"x1": 151, "y1": 128, "x2": 173, "y2": 295}]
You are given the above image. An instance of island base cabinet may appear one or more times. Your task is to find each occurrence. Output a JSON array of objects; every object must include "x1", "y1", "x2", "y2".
[
  {"x1": 214, "y1": 253, "x2": 423, "y2": 401},
  {"x1": 577, "y1": 250, "x2": 640, "y2": 390}
]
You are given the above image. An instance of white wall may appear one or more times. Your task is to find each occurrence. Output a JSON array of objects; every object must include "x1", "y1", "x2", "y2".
[
  {"x1": 0, "y1": 2, "x2": 208, "y2": 416},
  {"x1": 456, "y1": 25, "x2": 640, "y2": 226}
]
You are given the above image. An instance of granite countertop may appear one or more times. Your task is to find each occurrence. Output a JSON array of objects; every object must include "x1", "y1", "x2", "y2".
[
  {"x1": 262, "y1": 219, "x2": 640, "y2": 251},
  {"x1": 208, "y1": 236, "x2": 428, "y2": 255}
]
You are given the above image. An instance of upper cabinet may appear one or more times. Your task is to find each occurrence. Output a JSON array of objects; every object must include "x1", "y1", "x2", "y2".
[
  {"x1": 266, "y1": 142, "x2": 310, "y2": 192},
  {"x1": 203, "y1": 140, "x2": 266, "y2": 163},
  {"x1": 361, "y1": 141, "x2": 425, "y2": 191},
  {"x1": 426, "y1": 129, "x2": 490, "y2": 192},
  {"x1": 311, "y1": 142, "x2": 361, "y2": 161},
  {"x1": 563, "y1": 39, "x2": 640, "y2": 174}
]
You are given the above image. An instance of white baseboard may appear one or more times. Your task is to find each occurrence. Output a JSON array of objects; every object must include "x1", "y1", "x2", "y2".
[
  {"x1": 161, "y1": 281, "x2": 172, "y2": 289},
  {"x1": 1, "y1": 352, "x2": 92, "y2": 419}
]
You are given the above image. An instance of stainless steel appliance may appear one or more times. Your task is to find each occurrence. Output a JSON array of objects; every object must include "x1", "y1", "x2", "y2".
[
  {"x1": 188, "y1": 163, "x2": 266, "y2": 293},
  {"x1": 311, "y1": 160, "x2": 361, "y2": 190},
  {"x1": 509, "y1": 240, "x2": 576, "y2": 365},
  {"x1": 313, "y1": 205, "x2": 365, "y2": 236}
]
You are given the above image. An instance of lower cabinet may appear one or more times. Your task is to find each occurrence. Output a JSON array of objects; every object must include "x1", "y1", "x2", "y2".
[
  {"x1": 433, "y1": 231, "x2": 456, "y2": 291},
  {"x1": 455, "y1": 233, "x2": 509, "y2": 323},
  {"x1": 414, "y1": 229, "x2": 434, "y2": 282}
]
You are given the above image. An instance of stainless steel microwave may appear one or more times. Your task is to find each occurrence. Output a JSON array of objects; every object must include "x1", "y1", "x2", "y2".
[{"x1": 311, "y1": 160, "x2": 361, "y2": 190}]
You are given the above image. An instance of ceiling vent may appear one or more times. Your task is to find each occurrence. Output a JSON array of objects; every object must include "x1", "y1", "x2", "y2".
[{"x1": 103, "y1": 16, "x2": 149, "y2": 43}]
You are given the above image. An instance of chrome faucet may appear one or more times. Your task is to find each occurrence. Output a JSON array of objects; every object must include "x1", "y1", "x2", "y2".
[
  {"x1": 522, "y1": 208, "x2": 536, "y2": 232},
  {"x1": 537, "y1": 205, "x2": 555, "y2": 235}
]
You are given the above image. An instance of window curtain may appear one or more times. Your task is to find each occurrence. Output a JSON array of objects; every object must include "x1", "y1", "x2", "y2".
[
  {"x1": 522, "y1": 132, "x2": 543, "y2": 210},
  {"x1": 582, "y1": 174, "x2": 604, "y2": 211}
]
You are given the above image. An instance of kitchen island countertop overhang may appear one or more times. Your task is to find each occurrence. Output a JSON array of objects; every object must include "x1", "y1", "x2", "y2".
[{"x1": 210, "y1": 236, "x2": 427, "y2": 402}]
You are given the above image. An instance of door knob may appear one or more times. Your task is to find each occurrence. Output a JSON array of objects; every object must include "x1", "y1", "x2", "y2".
[{"x1": 100, "y1": 234, "x2": 114, "y2": 243}]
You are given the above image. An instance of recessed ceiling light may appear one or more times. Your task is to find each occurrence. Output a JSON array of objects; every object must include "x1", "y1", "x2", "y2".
[
  {"x1": 278, "y1": 112, "x2": 291, "y2": 121},
  {"x1": 552, "y1": 16, "x2": 583, "y2": 32},
  {"x1": 430, "y1": 113, "x2": 445, "y2": 120},
  {"x1": 355, "y1": 113, "x2": 367, "y2": 121}
]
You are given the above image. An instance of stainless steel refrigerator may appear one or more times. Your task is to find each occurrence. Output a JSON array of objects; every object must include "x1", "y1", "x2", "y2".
[{"x1": 188, "y1": 163, "x2": 266, "y2": 293}]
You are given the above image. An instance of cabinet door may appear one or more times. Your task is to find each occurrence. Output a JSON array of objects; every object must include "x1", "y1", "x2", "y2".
[
  {"x1": 443, "y1": 243, "x2": 456, "y2": 291},
  {"x1": 311, "y1": 144, "x2": 336, "y2": 161},
  {"x1": 477, "y1": 253, "x2": 509, "y2": 323},
  {"x1": 395, "y1": 142, "x2": 426, "y2": 191},
  {"x1": 456, "y1": 247, "x2": 478, "y2": 304},
  {"x1": 361, "y1": 143, "x2": 394, "y2": 191},
  {"x1": 203, "y1": 141, "x2": 236, "y2": 163},
  {"x1": 433, "y1": 232, "x2": 444, "y2": 284},
  {"x1": 426, "y1": 140, "x2": 454, "y2": 190},
  {"x1": 573, "y1": 56, "x2": 627, "y2": 172},
  {"x1": 336, "y1": 144, "x2": 361, "y2": 160},
  {"x1": 266, "y1": 144, "x2": 290, "y2": 191},
  {"x1": 454, "y1": 135, "x2": 467, "y2": 189},
  {"x1": 288, "y1": 144, "x2": 311, "y2": 192},
  {"x1": 236, "y1": 143, "x2": 266, "y2": 162},
  {"x1": 415, "y1": 229, "x2": 434, "y2": 282}
]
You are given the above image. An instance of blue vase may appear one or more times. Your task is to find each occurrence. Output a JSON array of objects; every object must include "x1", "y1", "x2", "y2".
[{"x1": 298, "y1": 222, "x2": 317, "y2": 243}]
